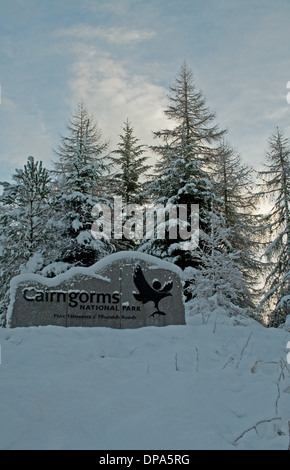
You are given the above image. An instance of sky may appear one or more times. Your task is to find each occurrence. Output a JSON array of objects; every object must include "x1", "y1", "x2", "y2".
[{"x1": 0, "y1": 0, "x2": 290, "y2": 182}]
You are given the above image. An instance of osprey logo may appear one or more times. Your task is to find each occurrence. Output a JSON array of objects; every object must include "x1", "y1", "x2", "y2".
[{"x1": 133, "y1": 264, "x2": 173, "y2": 317}]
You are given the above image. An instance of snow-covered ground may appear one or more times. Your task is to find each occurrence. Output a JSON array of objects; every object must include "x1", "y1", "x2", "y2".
[{"x1": 0, "y1": 305, "x2": 290, "y2": 450}]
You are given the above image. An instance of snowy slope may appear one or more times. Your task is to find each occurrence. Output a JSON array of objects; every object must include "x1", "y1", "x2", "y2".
[{"x1": 0, "y1": 306, "x2": 290, "y2": 450}]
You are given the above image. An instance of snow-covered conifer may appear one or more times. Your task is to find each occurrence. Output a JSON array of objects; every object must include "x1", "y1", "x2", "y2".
[
  {"x1": 53, "y1": 102, "x2": 115, "y2": 266},
  {"x1": 257, "y1": 128, "x2": 290, "y2": 326},
  {"x1": 139, "y1": 63, "x2": 225, "y2": 270},
  {"x1": 185, "y1": 207, "x2": 253, "y2": 318},
  {"x1": 211, "y1": 140, "x2": 261, "y2": 297},
  {"x1": 0, "y1": 156, "x2": 55, "y2": 324},
  {"x1": 111, "y1": 119, "x2": 150, "y2": 205}
]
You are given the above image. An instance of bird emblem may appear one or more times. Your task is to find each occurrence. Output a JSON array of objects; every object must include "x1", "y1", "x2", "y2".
[{"x1": 133, "y1": 264, "x2": 173, "y2": 317}]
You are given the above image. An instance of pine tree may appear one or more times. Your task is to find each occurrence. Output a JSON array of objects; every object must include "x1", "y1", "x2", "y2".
[
  {"x1": 139, "y1": 62, "x2": 225, "y2": 270},
  {"x1": 53, "y1": 102, "x2": 115, "y2": 266},
  {"x1": 257, "y1": 128, "x2": 290, "y2": 326},
  {"x1": 111, "y1": 119, "x2": 150, "y2": 206},
  {"x1": 0, "y1": 156, "x2": 54, "y2": 324},
  {"x1": 54, "y1": 101, "x2": 110, "y2": 194},
  {"x1": 185, "y1": 207, "x2": 253, "y2": 319},
  {"x1": 153, "y1": 61, "x2": 224, "y2": 156},
  {"x1": 211, "y1": 140, "x2": 260, "y2": 300}
]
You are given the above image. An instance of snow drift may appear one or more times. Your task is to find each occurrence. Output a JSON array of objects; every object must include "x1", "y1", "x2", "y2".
[{"x1": 0, "y1": 306, "x2": 290, "y2": 450}]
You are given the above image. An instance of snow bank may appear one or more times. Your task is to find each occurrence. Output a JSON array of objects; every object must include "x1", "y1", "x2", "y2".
[
  {"x1": 0, "y1": 306, "x2": 289, "y2": 450},
  {"x1": 93, "y1": 250, "x2": 183, "y2": 275}
]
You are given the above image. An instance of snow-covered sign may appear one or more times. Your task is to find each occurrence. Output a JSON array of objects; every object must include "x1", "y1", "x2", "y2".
[{"x1": 7, "y1": 252, "x2": 185, "y2": 328}]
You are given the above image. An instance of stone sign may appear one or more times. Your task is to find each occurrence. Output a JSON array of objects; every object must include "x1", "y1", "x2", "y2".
[{"x1": 8, "y1": 252, "x2": 185, "y2": 328}]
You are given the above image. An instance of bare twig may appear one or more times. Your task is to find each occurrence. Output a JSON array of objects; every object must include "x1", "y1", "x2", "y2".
[
  {"x1": 251, "y1": 360, "x2": 278, "y2": 373},
  {"x1": 275, "y1": 382, "x2": 281, "y2": 416},
  {"x1": 175, "y1": 353, "x2": 179, "y2": 371},
  {"x1": 279, "y1": 357, "x2": 290, "y2": 378},
  {"x1": 213, "y1": 315, "x2": 218, "y2": 334},
  {"x1": 278, "y1": 358, "x2": 285, "y2": 381},
  {"x1": 129, "y1": 346, "x2": 139, "y2": 355},
  {"x1": 251, "y1": 361, "x2": 258, "y2": 374},
  {"x1": 236, "y1": 332, "x2": 252, "y2": 368},
  {"x1": 11, "y1": 338, "x2": 23, "y2": 345},
  {"x1": 222, "y1": 355, "x2": 234, "y2": 369},
  {"x1": 233, "y1": 417, "x2": 281, "y2": 446},
  {"x1": 195, "y1": 346, "x2": 199, "y2": 373}
]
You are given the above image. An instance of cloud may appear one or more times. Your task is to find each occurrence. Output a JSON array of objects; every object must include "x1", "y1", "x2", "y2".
[
  {"x1": 56, "y1": 24, "x2": 156, "y2": 45},
  {"x1": 68, "y1": 53, "x2": 169, "y2": 149},
  {"x1": 265, "y1": 106, "x2": 290, "y2": 122},
  {"x1": 57, "y1": 33, "x2": 170, "y2": 153}
]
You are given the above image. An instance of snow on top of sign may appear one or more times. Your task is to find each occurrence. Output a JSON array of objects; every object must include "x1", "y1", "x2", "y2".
[
  {"x1": 9, "y1": 268, "x2": 110, "y2": 290},
  {"x1": 9, "y1": 251, "x2": 181, "y2": 292},
  {"x1": 92, "y1": 250, "x2": 183, "y2": 275}
]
